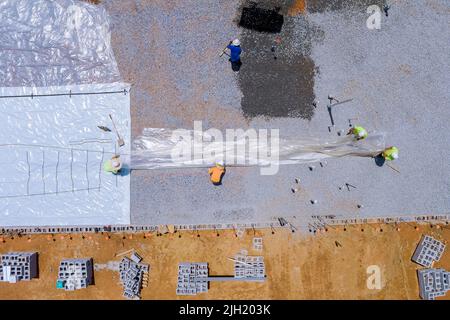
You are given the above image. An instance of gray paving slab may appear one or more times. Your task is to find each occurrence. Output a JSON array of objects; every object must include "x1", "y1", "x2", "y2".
[{"x1": 102, "y1": 0, "x2": 450, "y2": 228}]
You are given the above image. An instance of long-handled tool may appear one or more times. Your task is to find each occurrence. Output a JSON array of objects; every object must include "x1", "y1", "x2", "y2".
[
  {"x1": 109, "y1": 114, "x2": 125, "y2": 147},
  {"x1": 219, "y1": 44, "x2": 230, "y2": 57},
  {"x1": 386, "y1": 163, "x2": 400, "y2": 173},
  {"x1": 115, "y1": 248, "x2": 135, "y2": 257},
  {"x1": 219, "y1": 49, "x2": 230, "y2": 57}
]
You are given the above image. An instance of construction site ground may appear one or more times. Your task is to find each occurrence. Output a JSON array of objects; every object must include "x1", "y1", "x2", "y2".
[{"x1": 1, "y1": 223, "x2": 449, "y2": 299}]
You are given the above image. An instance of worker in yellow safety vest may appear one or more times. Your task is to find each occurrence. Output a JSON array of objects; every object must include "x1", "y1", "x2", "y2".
[
  {"x1": 347, "y1": 125, "x2": 368, "y2": 140},
  {"x1": 103, "y1": 155, "x2": 122, "y2": 174},
  {"x1": 381, "y1": 146, "x2": 399, "y2": 161},
  {"x1": 208, "y1": 162, "x2": 225, "y2": 185}
]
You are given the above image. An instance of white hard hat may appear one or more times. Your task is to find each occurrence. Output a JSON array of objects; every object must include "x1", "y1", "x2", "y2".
[
  {"x1": 112, "y1": 160, "x2": 121, "y2": 168},
  {"x1": 392, "y1": 152, "x2": 398, "y2": 159},
  {"x1": 232, "y1": 39, "x2": 240, "y2": 46},
  {"x1": 357, "y1": 130, "x2": 366, "y2": 138},
  {"x1": 216, "y1": 160, "x2": 224, "y2": 166}
]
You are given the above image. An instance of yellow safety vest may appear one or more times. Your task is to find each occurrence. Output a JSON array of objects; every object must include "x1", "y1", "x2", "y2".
[
  {"x1": 103, "y1": 160, "x2": 121, "y2": 174},
  {"x1": 382, "y1": 147, "x2": 399, "y2": 161},
  {"x1": 353, "y1": 126, "x2": 368, "y2": 139}
]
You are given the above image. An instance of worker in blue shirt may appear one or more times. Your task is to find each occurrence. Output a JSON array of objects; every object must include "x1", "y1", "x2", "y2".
[{"x1": 226, "y1": 39, "x2": 242, "y2": 71}]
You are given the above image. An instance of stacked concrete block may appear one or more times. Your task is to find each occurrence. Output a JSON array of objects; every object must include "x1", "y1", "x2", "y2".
[
  {"x1": 56, "y1": 258, "x2": 93, "y2": 291},
  {"x1": 130, "y1": 252, "x2": 142, "y2": 263},
  {"x1": 176, "y1": 262, "x2": 208, "y2": 295},
  {"x1": 234, "y1": 254, "x2": 265, "y2": 280},
  {"x1": 412, "y1": 235, "x2": 446, "y2": 267},
  {"x1": 0, "y1": 252, "x2": 38, "y2": 283},
  {"x1": 119, "y1": 256, "x2": 149, "y2": 300},
  {"x1": 253, "y1": 238, "x2": 263, "y2": 251},
  {"x1": 417, "y1": 268, "x2": 450, "y2": 300}
]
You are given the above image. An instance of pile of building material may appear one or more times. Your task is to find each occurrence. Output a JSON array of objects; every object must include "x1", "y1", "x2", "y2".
[
  {"x1": 0, "y1": 252, "x2": 38, "y2": 283},
  {"x1": 234, "y1": 252, "x2": 265, "y2": 280},
  {"x1": 118, "y1": 252, "x2": 149, "y2": 300},
  {"x1": 253, "y1": 238, "x2": 263, "y2": 251},
  {"x1": 176, "y1": 255, "x2": 266, "y2": 296},
  {"x1": 176, "y1": 262, "x2": 209, "y2": 296},
  {"x1": 56, "y1": 258, "x2": 94, "y2": 291},
  {"x1": 412, "y1": 235, "x2": 446, "y2": 267},
  {"x1": 412, "y1": 235, "x2": 449, "y2": 300},
  {"x1": 157, "y1": 225, "x2": 169, "y2": 235},
  {"x1": 417, "y1": 269, "x2": 450, "y2": 300}
]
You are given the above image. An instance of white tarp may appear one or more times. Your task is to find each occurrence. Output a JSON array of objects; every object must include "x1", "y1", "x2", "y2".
[
  {"x1": 0, "y1": 83, "x2": 131, "y2": 226},
  {"x1": 131, "y1": 128, "x2": 385, "y2": 170},
  {"x1": 0, "y1": 0, "x2": 120, "y2": 87},
  {"x1": 0, "y1": 0, "x2": 129, "y2": 226}
]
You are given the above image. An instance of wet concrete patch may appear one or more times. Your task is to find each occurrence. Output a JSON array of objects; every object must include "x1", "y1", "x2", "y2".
[
  {"x1": 239, "y1": 5, "x2": 284, "y2": 33},
  {"x1": 237, "y1": 0, "x2": 322, "y2": 119},
  {"x1": 239, "y1": 57, "x2": 315, "y2": 118}
]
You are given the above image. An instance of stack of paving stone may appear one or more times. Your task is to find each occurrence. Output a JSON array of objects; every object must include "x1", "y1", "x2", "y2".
[
  {"x1": 412, "y1": 235, "x2": 446, "y2": 267},
  {"x1": 412, "y1": 235, "x2": 448, "y2": 300},
  {"x1": 417, "y1": 268, "x2": 450, "y2": 300},
  {"x1": 234, "y1": 253, "x2": 265, "y2": 280},
  {"x1": 118, "y1": 255, "x2": 149, "y2": 300},
  {"x1": 252, "y1": 238, "x2": 263, "y2": 251},
  {"x1": 176, "y1": 262, "x2": 209, "y2": 296}
]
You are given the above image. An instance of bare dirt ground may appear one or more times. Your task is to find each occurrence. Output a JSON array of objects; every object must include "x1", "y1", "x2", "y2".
[{"x1": 0, "y1": 223, "x2": 449, "y2": 300}]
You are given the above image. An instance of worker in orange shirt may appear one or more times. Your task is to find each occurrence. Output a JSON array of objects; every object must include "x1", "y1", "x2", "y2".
[{"x1": 208, "y1": 161, "x2": 226, "y2": 185}]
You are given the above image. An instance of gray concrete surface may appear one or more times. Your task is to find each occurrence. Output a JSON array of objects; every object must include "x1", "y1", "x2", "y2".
[{"x1": 103, "y1": 0, "x2": 450, "y2": 229}]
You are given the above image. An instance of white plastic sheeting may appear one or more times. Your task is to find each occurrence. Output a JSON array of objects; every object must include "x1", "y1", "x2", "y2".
[
  {"x1": 0, "y1": 0, "x2": 120, "y2": 87},
  {"x1": 0, "y1": 0, "x2": 129, "y2": 226},
  {"x1": 0, "y1": 83, "x2": 131, "y2": 226},
  {"x1": 131, "y1": 128, "x2": 385, "y2": 170}
]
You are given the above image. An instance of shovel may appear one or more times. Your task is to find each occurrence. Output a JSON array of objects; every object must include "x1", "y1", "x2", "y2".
[
  {"x1": 219, "y1": 49, "x2": 230, "y2": 57},
  {"x1": 109, "y1": 114, "x2": 125, "y2": 147},
  {"x1": 219, "y1": 43, "x2": 230, "y2": 57}
]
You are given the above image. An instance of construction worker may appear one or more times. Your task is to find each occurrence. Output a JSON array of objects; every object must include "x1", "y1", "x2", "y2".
[
  {"x1": 347, "y1": 126, "x2": 368, "y2": 140},
  {"x1": 208, "y1": 162, "x2": 226, "y2": 185},
  {"x1": 383, "y1": 3, "x2": 390, "y2": 17},
  {"x1": 103, "y1": 155, "x2": 122, "y2": 174},
  {"x1": 227, "y1": 39, "x2": 242, "y2": 71},
  {"x1": 381, "y1": 146, "x2": 399, "y2": 161}
]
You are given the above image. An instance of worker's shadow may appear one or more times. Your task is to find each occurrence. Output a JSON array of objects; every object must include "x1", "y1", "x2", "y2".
[
  {"x1": 230, "y1": 60, "x2": 242, "y2": 72},
  {"x1": 374, "y1": 155, "x2": 385, "y2": 167},
  {"x1": 118, "y1": 165, "x2": 131, "y2": 177}
]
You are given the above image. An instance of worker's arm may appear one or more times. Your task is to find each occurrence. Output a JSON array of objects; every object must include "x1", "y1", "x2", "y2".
[{"x1": 208, "y1": 168, "x2": 213, "y2": 175}]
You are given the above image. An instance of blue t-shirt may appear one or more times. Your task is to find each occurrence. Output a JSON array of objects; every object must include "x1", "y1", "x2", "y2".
[{"x1": 227, "y1": 45, "x2": 242, "y2": 62}]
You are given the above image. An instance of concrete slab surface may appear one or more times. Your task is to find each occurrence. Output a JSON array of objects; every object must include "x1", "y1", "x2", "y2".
[{"x1": 102, "y1": 0, "x2": 450, "y2": 228}]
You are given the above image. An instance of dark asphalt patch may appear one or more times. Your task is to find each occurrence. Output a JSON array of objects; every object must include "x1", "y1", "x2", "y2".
[
  {"x1": 239, "y1": 57, "x2": 315, "y2": 118},
  {"x1": 236, "y1": 0, "x2": 320, "y2": 119},
  {"x1": 239, "y1": 6, "x2": 284, "y2": 33}
]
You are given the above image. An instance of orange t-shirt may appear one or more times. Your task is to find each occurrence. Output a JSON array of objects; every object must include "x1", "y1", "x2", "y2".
[{"x1": 208, "y1": 166, "x2": 225, "y2": 184}]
